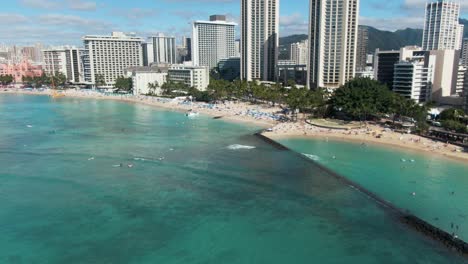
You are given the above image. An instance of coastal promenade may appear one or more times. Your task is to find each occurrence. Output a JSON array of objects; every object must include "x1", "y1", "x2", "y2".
[{"x1": 1, "y1": 88, "x2": 467, "y2": 162}]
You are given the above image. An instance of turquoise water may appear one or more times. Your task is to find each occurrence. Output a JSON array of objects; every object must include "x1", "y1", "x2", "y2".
[
  {"x1": 0, "y1": 94, "x2": 466, "y2": 263},
  {"x1": 278, "y1": 138, "x2": 468, "y2": 242}
]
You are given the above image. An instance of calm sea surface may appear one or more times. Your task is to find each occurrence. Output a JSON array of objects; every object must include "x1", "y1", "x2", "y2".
[
  {"x1": 278, "y1": 137, "x2": 468, "y2": 242},
  {"x1": 0, "y1": 94, "x2": 466, "y2": 263}
]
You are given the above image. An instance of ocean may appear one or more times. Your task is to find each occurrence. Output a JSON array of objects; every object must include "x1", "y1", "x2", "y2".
[{"x1": 0, "y1": 94, "x2": 466, "y2": 263}]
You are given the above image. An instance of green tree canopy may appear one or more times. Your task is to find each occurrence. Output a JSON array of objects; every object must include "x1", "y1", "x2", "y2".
[
  {"x1": 0, "y1": 75, "x2": 14, "y2": 85},
  {"x1": 114, "y1": 76, "x2": 133, "y2": 92},
  {"x1": 439, "y1": 108, "x2": 465, "y2": 121},
  {"x1": 330, "y1": 78, "x2": 393, "y2": 121},
  {"x1": 95, "y1": 74, "x2": 106, "y2": 88}
]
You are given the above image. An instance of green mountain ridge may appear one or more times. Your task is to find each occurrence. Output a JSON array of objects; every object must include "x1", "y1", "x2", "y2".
[{"x1": 279, "y1": 18, "x2": 467, "y2": 59}]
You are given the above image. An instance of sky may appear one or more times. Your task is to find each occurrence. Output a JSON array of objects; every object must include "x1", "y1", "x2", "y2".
[{"x1": 0, "y1": 0, "x2": 467, "y2": 46}]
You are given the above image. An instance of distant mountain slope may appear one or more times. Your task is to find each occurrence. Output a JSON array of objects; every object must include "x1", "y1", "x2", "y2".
[
  {"x1": 279, "y1": 17, "x2": 467, "y2": 59},
  {"x1": 364, "y1": 26, "x2": 423, "y2": 51},
  {"x1": 278, "y1": 34, "x2": 308, "y2": 60}
]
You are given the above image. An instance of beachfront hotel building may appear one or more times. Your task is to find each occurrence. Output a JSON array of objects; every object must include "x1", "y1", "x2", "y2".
[
  {"x1": 192, "y1": 15, "x2": 237, "y2": 70},
  {"x1": 126, "y1": 67, "x2": 168, "y2": 96},
  {"x1": 167, "y1": 65, "x2": 210, "y2": 91},
  {"x1": 42, "y1": 46, "x2": 84, "y2": 83},
  {"x1": 290, "y1": 40, "x2": 308, "y2": 66},
  {"x1": 240, "y1": 0, "x2": 279, "y2": 82},
  {"x1": 83, "y1": 32, "x2": 143, "y2": 86},
  {"x1": 0, "y1": 60, "x2": 43, "y2": 83},
  {"x1": 422, "y1": 0, "x2": 463, "y2": 51},
  {"x1": 307, "y1": 0, "x2": 360, "y2": 89},
  {"x1": 151, "y1": 33, "x2": 177, "y2": 65}
]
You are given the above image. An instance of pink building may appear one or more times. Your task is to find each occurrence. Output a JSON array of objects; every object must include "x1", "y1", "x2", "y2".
[{"x1": 0, "y1": 60, "x2": 43, "y2": 83}]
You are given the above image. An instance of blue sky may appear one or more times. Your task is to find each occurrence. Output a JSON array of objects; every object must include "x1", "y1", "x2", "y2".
[{"x1": 0, "y1": 0, "x2": 467, "y2": 45}]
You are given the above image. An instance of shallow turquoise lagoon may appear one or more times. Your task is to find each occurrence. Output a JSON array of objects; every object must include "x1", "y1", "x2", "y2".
[
  {"x1": 277, "y1": 137, "x2": 468, "y2": 242},
  {"x1": 0, "y1": 94, "x2": 466, "y2": 263}
]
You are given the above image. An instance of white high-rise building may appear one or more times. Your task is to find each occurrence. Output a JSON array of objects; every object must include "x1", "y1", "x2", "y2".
[
  {"x1": 290, "y1": 40, "x2": 308, "y2": 65},
  {"x1": 422, "y1": 1, "x2": 462, "y2": 51},
  {"x1": 43, "y1": 46, "x2": 83, "y2": 83},
  {"x1": 461, "y1": 38, "x2": 468, "y2": 66},
  {"x1": 43, "y1": 48, "x2": 67, "y2": 76},
  {"x1": 83, "y1": 32, "x2": 143, "y2": 86},
  {"x1": 142, "y1": 42, "x2": 154, "y2": 67},
  {"x1": 241, "y1": 0, "x2": 279, "y2": 81},
  {"x1": 151, "y1": 33, "x2": 176, "y2": 65},
  {"x1": 192, "y1": 15, "x2": 237, "y2": 69},
  {"x1": 455, "y1": 24, "x2": 464, "y2": 50},
  {"x1": 308, "y1": 0, "x2": 360, "y2": 89}
]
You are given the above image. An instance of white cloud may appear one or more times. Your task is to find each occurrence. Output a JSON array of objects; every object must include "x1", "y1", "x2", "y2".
[
  {"x1": 69, "y1": 0, "x2": 97, "y2": 11},
  {"x1": 280, "y1": 13, "x2": 308, "y2": 36}
]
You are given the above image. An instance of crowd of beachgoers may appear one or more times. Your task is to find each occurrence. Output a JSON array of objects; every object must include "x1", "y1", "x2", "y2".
[{"x1": 1, "y1": 88, "x2": 467, "y2": 161}]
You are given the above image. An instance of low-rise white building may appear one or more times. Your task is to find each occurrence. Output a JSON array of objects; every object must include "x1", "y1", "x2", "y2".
[
  {"x1": 168, "y1": 65, "x2": 209, "y2": 91},
  {"x1": 126, "y1": 67, "x2": 167, "y2": 96}
]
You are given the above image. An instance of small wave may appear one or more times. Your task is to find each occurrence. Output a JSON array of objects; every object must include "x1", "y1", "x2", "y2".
[
  {"x1": 227, "y1": 144, "x2": 256, "y2": 150},
  {"x1": 133, "y1": 157, "x2": 151, "y2": 161},
  {"x1": 302, "y1": 153, "x2": 320, "y2": 161}
]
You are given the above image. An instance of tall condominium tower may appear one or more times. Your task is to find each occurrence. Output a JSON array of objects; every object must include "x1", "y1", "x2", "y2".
[
  {"x1": 356, "y1": 26, "x2": 369, "y2": 72},
  {"x1": 308, "y1": 0, "x2": 360, "y2": 89},
  {"x1": 422, "y1": 0, "x2": 463, "y2": 51},
  {"x1": 240, "y1": 0, "x2": 279, "y2": 81},
  {"x1": 192, "y1": 15, "x2": 237, "y2": 69},
  {"x1": 83, "y1": 32, "x2": 143, "y2": 86},
  {"x1": 151, "y1": 33, "x2": 176, "y2": 65}
]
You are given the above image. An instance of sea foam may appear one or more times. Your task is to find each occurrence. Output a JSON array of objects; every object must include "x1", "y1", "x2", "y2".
[
  {"x1": 302, "y1": 153, "x2": 320, "y2": 161},
  {"x1": 227, "y1": 144, "x2": 256, "y2": 150}
]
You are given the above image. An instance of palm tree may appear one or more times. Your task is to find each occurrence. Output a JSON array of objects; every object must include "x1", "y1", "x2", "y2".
[{"x1": 147, "y1": 82, "x2": 159, "y2": 95}]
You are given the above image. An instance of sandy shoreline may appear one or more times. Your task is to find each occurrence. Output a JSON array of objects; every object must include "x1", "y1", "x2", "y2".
[
  {"x1": 262, "y1": 122, "x2": 468, "y2": 162},
  {"x1": 1, "y1": 89, "x2": 467, "y2": 162}
]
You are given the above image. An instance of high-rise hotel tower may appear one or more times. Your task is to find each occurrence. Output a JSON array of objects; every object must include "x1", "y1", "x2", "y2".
[
  {"x1": 422, "y1": 0, "x2": 464, "y2": 51},
  {"x1": 307, "y1": 0, "x2": 360, "y2": 89},
  {"x1": 240, "y1": 0, "x2": 279, "y2": 81}
]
